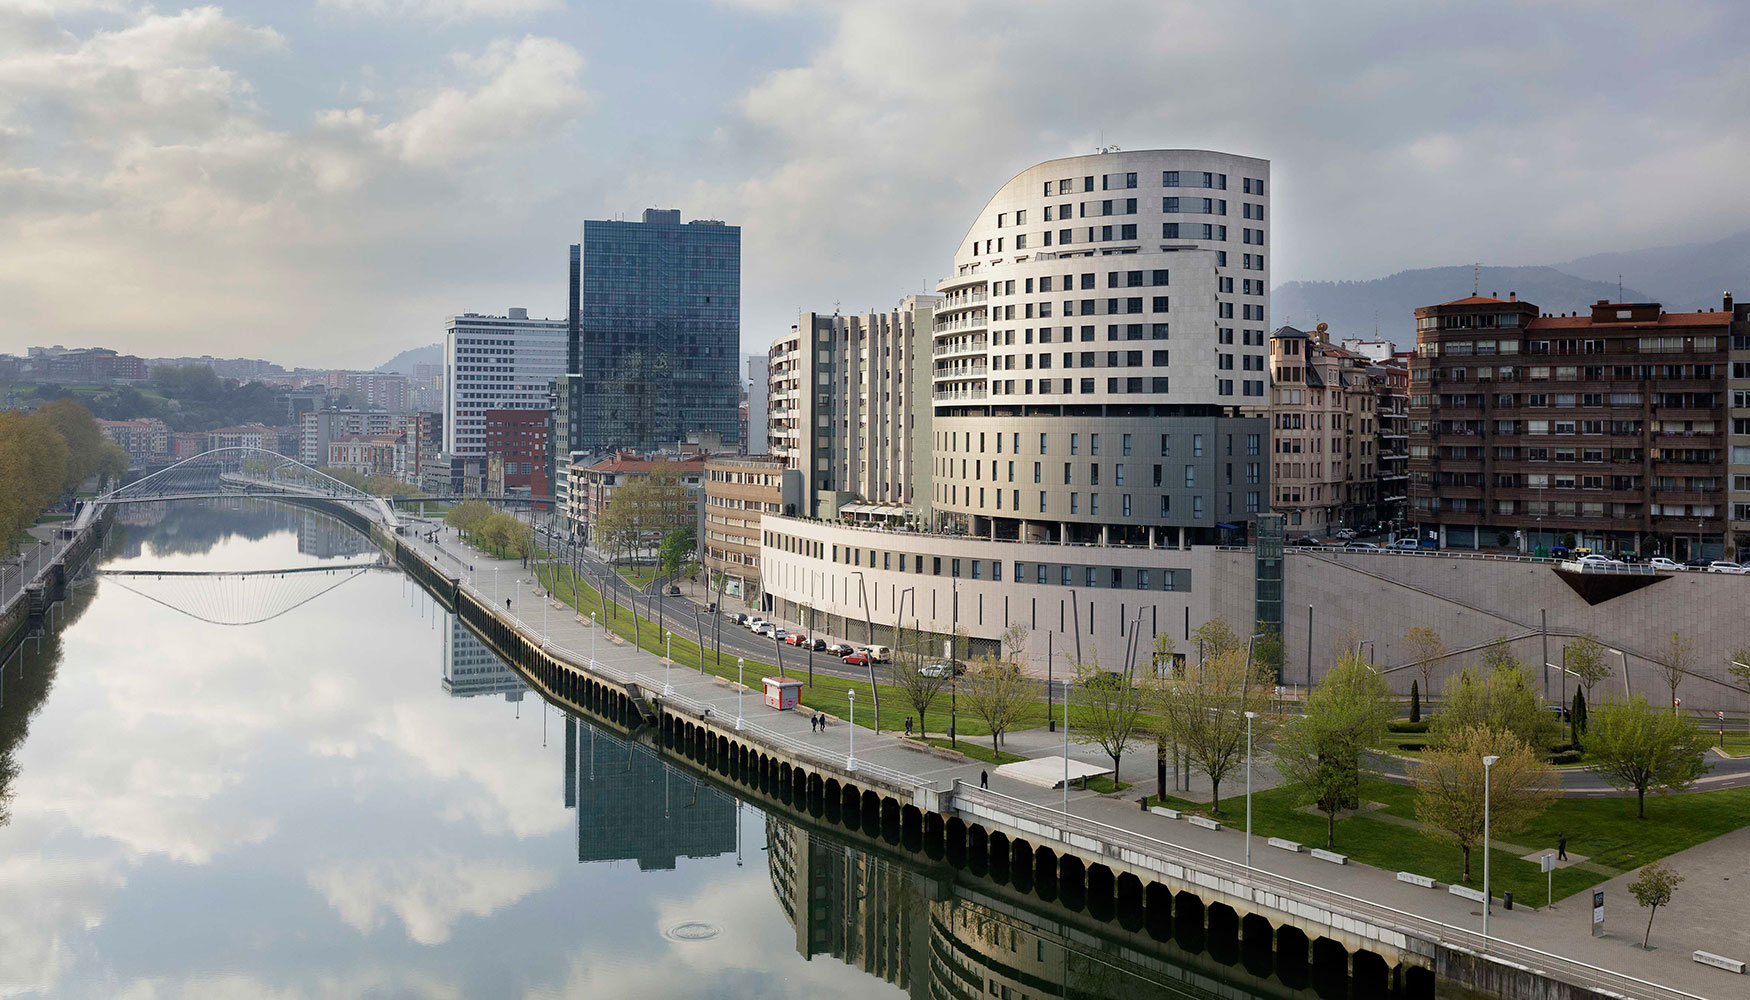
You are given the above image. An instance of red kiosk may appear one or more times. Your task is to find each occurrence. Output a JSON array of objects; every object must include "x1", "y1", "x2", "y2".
[{"x1": 762, "y1": 676, "x2": 802, "y2": 711}]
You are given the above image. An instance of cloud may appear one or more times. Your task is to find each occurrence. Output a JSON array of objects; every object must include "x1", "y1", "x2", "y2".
[
  {"x1": 318, "y1": 0, "x2": 562, "y2": 19},
  {"x1": 365, "y1": 35, "x2": 588, "y2": 167},
  {"x1": 308, "y1": 854, "x2": 555, "y2": 944}
]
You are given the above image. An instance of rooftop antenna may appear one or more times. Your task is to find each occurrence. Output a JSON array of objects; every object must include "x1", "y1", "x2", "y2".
[
  {"x1": 1473, "y1": 263, "x2": 1479, "y2": 295},
  {"x1": 1618, "y1": 273, "x2": 1623, "y2": 303}
]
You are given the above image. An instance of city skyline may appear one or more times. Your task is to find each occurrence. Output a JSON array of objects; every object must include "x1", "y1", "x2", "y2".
[{"x1": 3, "y1": 1, "x2": 1748, "y2": 367}]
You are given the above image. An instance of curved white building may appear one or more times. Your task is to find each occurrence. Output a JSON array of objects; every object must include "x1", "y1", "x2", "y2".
[{"x1": 931, "y1": 149, "x2": 1271, "y2": 545}]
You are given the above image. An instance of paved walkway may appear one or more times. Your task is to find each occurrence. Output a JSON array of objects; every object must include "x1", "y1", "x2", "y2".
[{"x1": 399, "y1": 519, "x2": 1743, "y2": 1000}]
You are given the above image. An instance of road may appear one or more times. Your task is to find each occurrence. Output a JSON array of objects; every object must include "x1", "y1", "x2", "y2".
[{"x1": 1, "y1": 525, "x2": 70, "y2": 614}]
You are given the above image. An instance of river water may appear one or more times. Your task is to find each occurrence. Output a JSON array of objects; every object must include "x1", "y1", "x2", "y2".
[{"x1": 0, "y1": 504, "x2": 1289, "y2": 999}]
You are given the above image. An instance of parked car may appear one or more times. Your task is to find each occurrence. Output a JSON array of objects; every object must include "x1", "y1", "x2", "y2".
[
  {"x1": 808, "y1": 638, "x2": 827, "y2": 651},
  {"x1": 1344, "y1": 542, "x2": 1380, "y2": 551},
  {"x1": 784, "y1": 633, "x2": 808, "y2": 646},
  {"x1": 746, "y1": 616, "x2": 767, "y2": 631},
  {"x1": 770, "y1": 628, "x2": 789, "y2": 641},
  {"x1": 1549, "y1": 545, "x2": 1572, "y2": 559},
  {"x1": 666, "y1": 584, "x2": 682, "y2": 596},
  {"x1": 1648, "y1": 557, "x2": 1683, "y2": 572},
  {"x1": 704, "y1": 602, "x2": 718, "y2": 614},
  {"x1": 730, "y1": 612, "x2": 748, "y2": 625},
  {"x1": 1684, "y1": 558, "x2": 1714, "y2": 570},
  {"x1": 918, "y1": 662, "x2": 954, "y2": 679},
  {"x1": 1706, "y1": 561, "x2": 1747, "y2": 574},
  {"x1": 753, "y1": 622, "x2": 775, "y2": 637},
  {"x1": 825, "y1": 642, "x2": 854, "y2": 657},
  {"x1": 861, "y1": 645, "x2": 892, "y2": 663},
  {"x1": 1576, "y1": 553, "x2": 1624, "y2": 568},
  {"x1": 1390, "y1": 538, "x2": 1420, "y2": 550},
  {"x1": 842, "y1": 652, "x2": 870, "y2": 667},
  {"x1": 1335, "y1": 528, "x2": 1357, "y2": 540}
]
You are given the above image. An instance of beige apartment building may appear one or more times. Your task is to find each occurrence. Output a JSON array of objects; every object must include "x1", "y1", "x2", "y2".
[{"x1": 701, "y1": 455, "x2": 800, "y2": 603}]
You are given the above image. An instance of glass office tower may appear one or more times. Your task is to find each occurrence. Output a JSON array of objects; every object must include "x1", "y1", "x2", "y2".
[{"x1": 562, "y1": 208, "x2": 741, "y2": 456}]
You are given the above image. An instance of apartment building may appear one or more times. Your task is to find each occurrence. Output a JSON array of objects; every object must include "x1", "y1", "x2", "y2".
[
  {"x1": 767, "y1": 296, "x2": 939, "y2": 518},
  {"x1": 327, "y1": 434, "x2": 404, "y2": 479},
  {"x1": 443, "y1": 307, "x2": 565, "y2": 458},
  {"x1": 702, "y1": 455, "x2": 800, "y2": 602},
  {"x1": 565, "y1": 452, "x2": 706, "y2": 550},
  {"x1": 1410, "y1": 294, "x2": 1738, "y2": 557},
  {"x1": 97, "y1": 417, "x2": 169, "y2": 465},
  {"x1": 1726, "y1": 295, "x2": 1750, "y2": 553}
]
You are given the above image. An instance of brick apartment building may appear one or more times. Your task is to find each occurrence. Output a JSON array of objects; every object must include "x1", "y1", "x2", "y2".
[
  {"x1": 481, "y1": 408, "x2": 549, "y2": 497},
  {"x1": 1410, "y1": 293, "x2": 1746, "y2": 558}
]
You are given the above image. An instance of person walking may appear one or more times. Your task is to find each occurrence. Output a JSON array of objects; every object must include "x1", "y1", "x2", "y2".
[
  {"x1": 980, "y1": 770, "x2": 989, "y2": 789},
  {"x1": 1557, "y1": 832, "x2": 1568, "y2": 861}
]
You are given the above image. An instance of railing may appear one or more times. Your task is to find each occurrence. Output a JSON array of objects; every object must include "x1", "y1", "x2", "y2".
[
  {"x1": 637, "y1": 671, "x2": 923, "y2": 791},
  {"x1": 953, "y1": 783, "x2": 1706, "y2": 1000},
  {"x1": 933, "y1": 388, "x2": 989, "y2": 402},
  {"x1": 933, "y1": 339, "x2": 988, "y2": 356}
]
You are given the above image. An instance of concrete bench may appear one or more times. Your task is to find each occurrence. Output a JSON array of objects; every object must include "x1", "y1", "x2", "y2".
[
  {"x1": 1310, "y1": 848, "x2": 1347, "y2": 865},
  {"x1": 1187, "y1": 815, "x2": 1222, "y2": 831},
  {"x1": 1267, "y1": 838, "x2": 1302, "y2": 853},
  {"x1": 1693, "y1": 951, "x2": 1745, "y2": 974},
  {"x1": 1149, "y1": 806, "x2": 1182, "y2": 820},
  {"x1": 1397, "y1": 872, "x2": 1437, "y2": 888},
  {"x1": 1448, "y1": 884, "x2": 1488, "y2": 903}
]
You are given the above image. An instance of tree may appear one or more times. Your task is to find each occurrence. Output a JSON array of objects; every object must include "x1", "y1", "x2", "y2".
[
  {"x1": 33, "y1": 397, "x2": 107, "y2": 491},
  {"x1": 658, "y1": 526, "x2": 698, "y2": 582},
  {"x1": 0, "y1": 410, "x2": 69, "y2": 555},
  {"x1": 1252, "y1": 621, "x2": 1284, "y2": 681},
  {"x1": 890, "y1": 626, "x2": 948, "y2": 738},
  {"x1": 1434, "y1": 661, "x2": 1561, "y2": 753},
  {"x1": 1071, "y1": 652, "x2": 1151, "y2": 776},
  {"x1": 1412, "y1": 725, "x2": 1558, "y2": 882},
  {"x1": 1404, "y1": 626, "x2": 1446, "y2": 707},
  {"x1": 1583, "y1": 695, "x2": 1712, "y2": 818},
  {"x1": 1154, "y1": 647, "x2": 1274, "y2": 813},
  {"x1": 1410, "y1": 679, "x2": 1421, "y2": 723},
  {"x1": 959, "y1": 653, "x2": 1034, "y2": 759},
  {"x1": 1728, "y1": 646, "x2": 1750, "y2": 696},
  {"x1": 1564, "y1": 634, "x2": 1611, "y2": 704},
  {"x1": 1191, "y1": 616, "x2": 1241, "y2": 663},
  {"x1": 1572, "y1": 688, "x2": 1589, "y2": 742},
  {"x1": 445, "y1": 499, "x2": 493, "y2": 537},
  {"x1": 1273, "y1": 652, "x2": 1394, "y2": 848},
  {"x1": 1149, "y1": 631, "x2": 1177, "y2": 678},
  {"x1": 1657, "y1": 631, "x2": 1694, "y2": 715},
  {"x1": 1627, "y1": 861, "x2": 1683, "y2": 949}
]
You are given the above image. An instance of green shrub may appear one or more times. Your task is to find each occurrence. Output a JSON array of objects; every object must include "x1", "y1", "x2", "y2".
[{"x1": 1388, "y1": 720, "x2": 1430, "y2": 734}]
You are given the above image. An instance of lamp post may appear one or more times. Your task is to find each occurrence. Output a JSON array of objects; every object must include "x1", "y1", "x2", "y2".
[
  {"x1": 736, "y1": 656, "x2": 745, "y2": 731},
  {"x1": 588, "y1": 614, "x2": 595, "y2": 664},
  {"x1": 851, "y1": 570, "x2": 880, "y2": 732},
  {"x1": 664, "y1": 631, "x2": 673, "y2": 696},
  {"x1": 1245, "y1": 710, "x2": 1259, "y2": 868},
  {"x1": 847, "y1": 689, "x2": 858, "y2": 771},
  {"x1": 1608, "y1": 647, "x2": 1630, "y2": 696},
  {"x1": 1356, "y1": 638, "x2": 1375, "y2": 666},
  {"x1": 1062, "y1": 680, "x2": 1072, "y2": 815},
  {"x1": 1482, "y1": 753, "x2": 1500, "y2": 942}
]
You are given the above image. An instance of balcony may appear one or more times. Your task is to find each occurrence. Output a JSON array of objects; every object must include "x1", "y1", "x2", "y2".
[
  {"x1": 933, "y1": 363, "x2": 988, "y2": 381},
  {"x1": 935, "y1": 292, "x2": 988, "y2": 313},
  {"x1": 933, "y1": 387, "x2": 988, "y2": 403},
  {"x1": 932, "y1": 313, "x2": 989, "y2": 335},
  {"x1": 933, "y1": 338, "x2": 988, "y2": 358}
]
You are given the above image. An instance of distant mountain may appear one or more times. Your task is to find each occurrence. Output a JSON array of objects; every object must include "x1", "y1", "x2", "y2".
[
  {"x1": 375, "y1": 343, "x2": 441, "y2": 374},
  {"x1": 1273, "y1": 266, "x2": 1646, "y2": 350},
  {"x1": 1557, "y1": 230, "x2": 1750, "y2": 315}
]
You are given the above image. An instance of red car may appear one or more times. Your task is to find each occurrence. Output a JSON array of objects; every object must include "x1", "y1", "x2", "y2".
[
  {"x1": 784, "y1": 633, "x2": 809, "y2": 646},
  {"x1": 842, "y1": 652, "x2": 869, "y2": 667}
]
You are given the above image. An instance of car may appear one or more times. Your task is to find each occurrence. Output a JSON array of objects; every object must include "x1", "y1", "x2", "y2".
[
  {"x1": 666, "y1": 584, "x2": 682, "y2": 596},
  {"x1": 918, "y1": 662, "x2": 954, "y2": 679},
  {"x1": 1390, "y1": 538, "x2": 1420, "y2": 550},
  {"x1": 784, "y1": 633, "x2": 808, "y2": 646},
  {"x1": 1335, "y1": 528, "x2": 1357, "y2": 540},
  {"x1": 1343, "y1": 542, "x2": 1380, "y2": 551},
  {"x1": 746, "y1": 617, "x2": 767, "y2": 631},
  {"x1": 770, "y1": 628, "x2": 789, "y2": 641},
  {"x1": 825, "y1": 643, "x2": 854, "y2": 657},
  {"x1": 704, "y1": 602, "x2": 718, "y2": 614},
  {"x1": 730, "y1": 612, "x2": 748, "y2": 625},
  {"x1": 861, "y1": 645, "x2": 892, "y2": 663},
  {"x1": 1289, "y1": 535, "x2": 1322, "y2": 547},
  {"x1": 842, "y1": 652, "x2": 870, "y2": 667},
  {"x1": 1706, "y1": 561, "x2": 1747, "y2": 574},
  {"x1": 1684, "y1": 558, "x2": 1714, "y2": 570},
  {"x1": 1547, "y1": 704, "x2": 1571, "y2": 721},
  {"x1": 1548, "y1": 545, "x2": 1572, "y2": 559},
  {"x1": 1648, "y1": 557, "x2": 1683, "y2": 572},
  {"x1": 1576, "y1": 553, "x2": 1623, "y2": 568},
  {"x1": 753, "y1": 622, "x2": 775, "y2": 637},
  {"x1": 809, "y1": 638, "x2": 827, "y2": 651}
]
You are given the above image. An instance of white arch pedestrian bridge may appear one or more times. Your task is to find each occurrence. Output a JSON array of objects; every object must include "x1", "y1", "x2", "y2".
[{"x1": 73, "y1": 447, "x2": 401, "y2": 532}]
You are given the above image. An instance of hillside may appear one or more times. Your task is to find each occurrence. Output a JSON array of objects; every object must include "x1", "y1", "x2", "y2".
[
  {"x1": 374, "y1": 343, "x2": 441, "y2": 374},
  {"x1": 1558, "y1": 230, "x2": 1750, "y2": 315},
  {"x1": 1272, "y1": 266, "x2": 1646, "y2": 349}
]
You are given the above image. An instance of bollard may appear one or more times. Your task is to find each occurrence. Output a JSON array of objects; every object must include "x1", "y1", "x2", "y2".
[
  {"x1": 1503, "y1": 891, "x2": 1513, "y2": 911},
  {"x1": 1139, "y1": 796, "x2": 1149, "y2": 812}
]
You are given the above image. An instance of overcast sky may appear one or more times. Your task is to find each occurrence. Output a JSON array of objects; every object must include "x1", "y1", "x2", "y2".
[{"x1": 2, "y1": 0, "x2": 1747, "y2": 368}]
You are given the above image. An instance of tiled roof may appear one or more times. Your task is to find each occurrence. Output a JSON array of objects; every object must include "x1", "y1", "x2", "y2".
[
  {"x1": 1437, "y1": 295, "x2": 1509, "y2": 306},
  {"x1": 1526, "y1": 312, "x2": 1729, "y2": 330}
]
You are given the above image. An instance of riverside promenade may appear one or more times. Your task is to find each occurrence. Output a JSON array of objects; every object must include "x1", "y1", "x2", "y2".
[{"x1": 394, "y1": 517, "x2": 1736, "y2": 1000}]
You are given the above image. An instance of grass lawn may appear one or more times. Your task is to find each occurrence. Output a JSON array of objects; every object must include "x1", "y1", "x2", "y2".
[
  {"x1": 923, "y1": 737, "x2": 1026, "y2": 765},
  {"x1": 1144, "y1": 775, "x2": 1750, "y2": 904},
  {"x1": 1085, "y1": 776, "x2": 1133, "y2": 795},
  {"x1": 616, "y1": 566, "x2": 659, "y2": 589}
]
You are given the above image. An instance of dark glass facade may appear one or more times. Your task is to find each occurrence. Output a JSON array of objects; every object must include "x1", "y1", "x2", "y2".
[{"x1": 564, "y1": 211, "x2": 741, "y2": 454}]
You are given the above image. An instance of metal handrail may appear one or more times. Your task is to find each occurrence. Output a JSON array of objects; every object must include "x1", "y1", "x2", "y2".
[{"x1": 953, "y1": 783, "x2": 1706, "y2": 1000}]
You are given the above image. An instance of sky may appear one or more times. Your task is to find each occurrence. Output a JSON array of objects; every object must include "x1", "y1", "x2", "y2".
[{"x1": 1, "y1": 0, "x2": 1748, "y2": 369}]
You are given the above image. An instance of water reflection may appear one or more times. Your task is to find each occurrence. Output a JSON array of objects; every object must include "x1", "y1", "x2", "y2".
[{"x1": 0, "y1": 502, "x2": 1278, "y2": 1000}]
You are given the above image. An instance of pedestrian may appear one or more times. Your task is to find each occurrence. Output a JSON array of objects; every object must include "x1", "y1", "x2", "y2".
[
  {"x1": 1557, "y1": 832, "x2": 1568, "y2": 861},
  {"x1": 980, "y1": 770, "x2": 989, "y2": 789},
  {"x1": 810, "y1": 715, "x2": 817, "y2": 733},
  {"x1": 505, "y1": 597, "x2": 511, "y2": 610}
]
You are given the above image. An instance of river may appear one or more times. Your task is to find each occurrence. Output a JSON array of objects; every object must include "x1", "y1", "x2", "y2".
[{"x1": 0, "y1": 503, "x2": 1302, "y2": 999}]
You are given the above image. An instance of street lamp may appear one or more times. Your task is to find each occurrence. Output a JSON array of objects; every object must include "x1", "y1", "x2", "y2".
[
  {"x1": 847, "y1": 689, "x2": 858, "y2": 772},
  {"x1": 664, "y1": 630, "x2": 673, "y2": 696},
  {"x1": 851, "y1": 569, "x2": 880, "y2": 732},
  {"x1": 1608, "y1": 647, "x2": 1630, "y2": 696},
  {"x1": 1245, "y1": 710, "x2": 1259, "y2": 867},
  {"x1": 1062, "y1": 680, "x2": 1072, "y2": 815},
  {"x1": 736, "y1": 656, "x2": 745, "y2": 731},
  {"x1": 1356, "y1": 638, "x2": 1375, "y2": 666},
  {"x1": 1482, "y1": 753, "x2": 1500, "y2": 942}
]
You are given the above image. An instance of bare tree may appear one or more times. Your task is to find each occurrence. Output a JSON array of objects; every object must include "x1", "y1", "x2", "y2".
[
  {"x1": 1071, "y1": 652, "x2": 1150, "y2": 776},
  {"x1": 890, "y1": 625, "x2": 948, "y2": 738},
  {"x1": 960, "y1": 653, "x2": 1035, "y2": 759},
  {"x1": 1412, "y1": 725, "x2": 1558, "y2": 882},
  {"x1": 1403, "y1": 626, "x2": 1446, "y2": 706},
  {"x1": 1154, "y1": 647, "x2": 1273, "y2": 813},
  {"x1": 1658, "y1": 631, "x2": 1694, "y2": 714}
]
